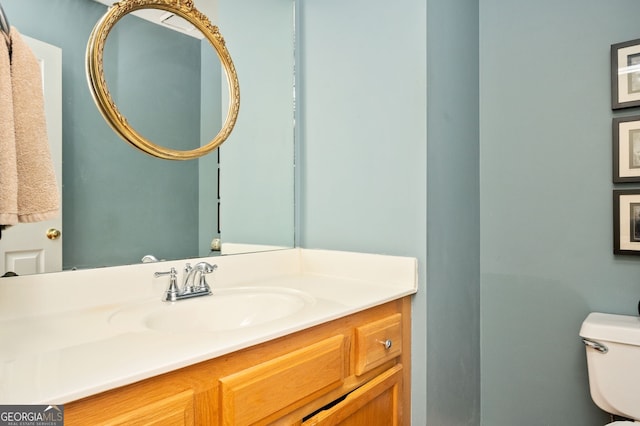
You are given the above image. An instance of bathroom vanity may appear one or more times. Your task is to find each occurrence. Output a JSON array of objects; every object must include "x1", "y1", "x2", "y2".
[
  {"x1": 0, "y1": 248, "x2": 417, "y2": 425},
  {"x1": 66, "y1": 298, "x2": 410, "y2": 425}
]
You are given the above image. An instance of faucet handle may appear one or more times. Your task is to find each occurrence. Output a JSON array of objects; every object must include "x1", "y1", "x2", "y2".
[
  {"x1": 155, "y1": 267, "x2": 180, "y2": 302},
  {"x1": 154, "y1": 267, "x2": 177, "y2": 279},
  {"x1": 194, "y1": 262, "x2": 217, "y2": 293},
  {"x1": 195, "y1": 262, "x2": 217, "y2": 274}
]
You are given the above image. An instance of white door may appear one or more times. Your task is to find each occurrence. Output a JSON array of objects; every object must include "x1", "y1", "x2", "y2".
[{"x1": 0, "y1": 36, "x2": 62, "y2": 275}]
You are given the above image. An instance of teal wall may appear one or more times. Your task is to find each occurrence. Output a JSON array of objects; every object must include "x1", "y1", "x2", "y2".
[
  {"x1": 427, "y1": 0, "x2": 480, "y2": 424},
  {"x1": 480, "y1": 0, "x2": 640, "y2": 424},
  {"x1": 199, "y1": 42, "x2": 222, "y2": 256},
  {"x1": 218, "y1": 0, "x2": 295, "y2": 249},
  {"x1": 297, "y1": 0, "x2": 428, "y2": 423}
]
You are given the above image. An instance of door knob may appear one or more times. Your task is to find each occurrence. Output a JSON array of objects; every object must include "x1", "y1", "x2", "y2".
[{"x1": 46, "y1": 228, "x2": 61, "y2": 240}]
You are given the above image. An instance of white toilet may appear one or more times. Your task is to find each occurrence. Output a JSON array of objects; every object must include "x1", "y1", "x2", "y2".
[{"x1": 580, "y1": 312, "x2": 640, "y2": 424}]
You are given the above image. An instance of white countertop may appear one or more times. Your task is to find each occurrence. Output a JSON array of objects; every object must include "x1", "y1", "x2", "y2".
[{"x1": 0, "y1": 248, "x2": 417, "y2": 404}]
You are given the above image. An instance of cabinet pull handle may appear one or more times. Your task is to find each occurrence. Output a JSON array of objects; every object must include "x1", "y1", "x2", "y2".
[{"x1": 379, "y1": 339, "x2": 393, "y2": 350}]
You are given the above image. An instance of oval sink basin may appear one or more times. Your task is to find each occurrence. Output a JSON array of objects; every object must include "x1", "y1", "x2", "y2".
[{"x1": 109, "y1": 287, "x2": 315, "y2": 333}]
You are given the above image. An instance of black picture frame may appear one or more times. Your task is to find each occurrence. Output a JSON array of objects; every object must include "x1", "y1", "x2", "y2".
[
  {"x1": 611, "y1": 38, "x2": 640, "y2": 110},
  {"x1": 613, "y1": 189, "x2": 640, "y2": 255},
  {"x1": 613, "y1": 115, "x2": 640, "y2": 182}
]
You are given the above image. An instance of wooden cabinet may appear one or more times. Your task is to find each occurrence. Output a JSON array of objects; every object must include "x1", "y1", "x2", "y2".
[
  {"x1": 64, "y1": 383, "x2": 198, "y2": 426},
  {"x1": 219, "y1": 335, "x2": 346, "y2": 425},
  {"x1": 64, "y1": 297, "x2": 411, "y2": 426},
  {"x1": 302, "y1": 365, "x2": 403, "y2": 426},
  {"x1": 82, "y1": 390, "x2": 195, "y2": 426}
]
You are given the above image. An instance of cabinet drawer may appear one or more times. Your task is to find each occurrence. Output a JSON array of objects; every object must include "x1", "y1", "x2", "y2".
[
  {"x1": 354, "y1": 313, "x2": 402, "y2": 375},
  {"x1": 219, "y1": 334, "x2": 345, "y2": 425}
]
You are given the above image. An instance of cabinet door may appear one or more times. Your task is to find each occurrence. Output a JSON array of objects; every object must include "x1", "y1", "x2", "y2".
[
  {"x1": 219, "y1": 335, "x2": 345, "y2": 425},
  {"x1": 302, "y1": 365, "x2": 403, "y2": 426},
  {"x1": 65, "y1": 389, "x2": 194, "y2": 426}
]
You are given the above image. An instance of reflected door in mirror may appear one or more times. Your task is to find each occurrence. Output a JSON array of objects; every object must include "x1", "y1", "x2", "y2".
[{"x1": 0, "y1": 36, "x2": 62, "y2": 275}]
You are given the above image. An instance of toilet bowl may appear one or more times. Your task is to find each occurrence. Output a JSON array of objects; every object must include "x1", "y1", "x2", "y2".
[{"x1": 580, "y1": 312, "x2": 640, "y2": 424}]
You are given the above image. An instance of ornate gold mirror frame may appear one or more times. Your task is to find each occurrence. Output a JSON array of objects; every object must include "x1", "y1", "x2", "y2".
[{"x1": 86, "y1": 0, "x2": 240, "y2": 160}]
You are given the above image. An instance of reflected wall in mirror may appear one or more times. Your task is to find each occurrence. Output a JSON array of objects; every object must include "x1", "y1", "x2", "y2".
[
  {"x1": 2, "y1": 0, "x2": 294, "y2": 273},
  {"x1": 89, "y1": 0, "x2": 241, "y2": 160},
  {"x1": 101, "y1": 12, "x2": 228, "y2": 153}
]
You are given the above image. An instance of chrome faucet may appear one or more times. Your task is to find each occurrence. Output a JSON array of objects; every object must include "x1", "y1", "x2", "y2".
[{"x1": 155, "y1": 262, "x2": 217, "y2": 302}]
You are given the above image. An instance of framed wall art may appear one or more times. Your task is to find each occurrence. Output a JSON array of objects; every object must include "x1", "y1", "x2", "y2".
[
  {"x1": 611, "y1": 38, "x2": 640, "y2": 109},
  {"x1": 613, "y1": 189, "x2": 640, "y2": 255},
  {"x1": 613, "y1": 115, "x2": 640, "y2": 182}
]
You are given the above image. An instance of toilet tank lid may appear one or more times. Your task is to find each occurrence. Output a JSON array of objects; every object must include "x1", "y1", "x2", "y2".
[{"x1": 580, "y1": 312, "x2": 640, "y2": 346}]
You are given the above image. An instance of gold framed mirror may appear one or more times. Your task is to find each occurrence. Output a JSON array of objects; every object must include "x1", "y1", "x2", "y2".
[{"x1": 86, "y1": 0, "x2": 240, "y2": 160}]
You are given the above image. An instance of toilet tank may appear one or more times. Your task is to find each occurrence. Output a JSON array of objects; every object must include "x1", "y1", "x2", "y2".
[{"x1": 580, "y1": 312, "x2": 640, "y2": 420}]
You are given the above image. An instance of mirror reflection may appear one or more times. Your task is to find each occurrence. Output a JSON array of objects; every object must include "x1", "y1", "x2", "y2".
[
  {"x1": 1, "y1": 0, "x2": 295, "y2": 274},
  {"x1": 102, "y1": 13, "x2": 228, "y2": 152},
  {"x1": 93, "y1": 0, "x2": 240, "y2": 160}
]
